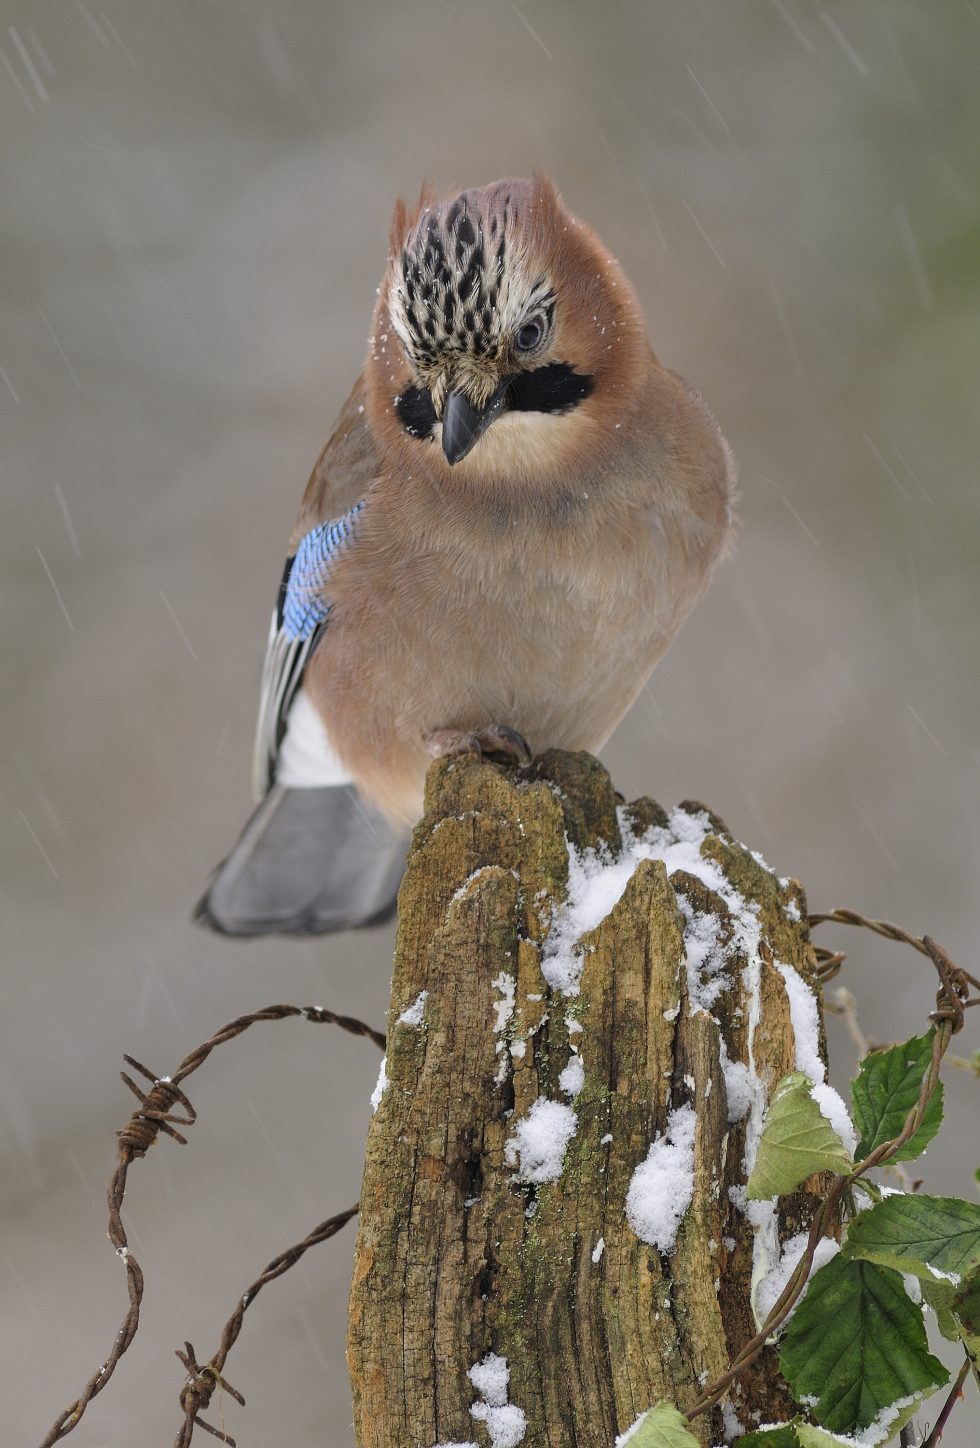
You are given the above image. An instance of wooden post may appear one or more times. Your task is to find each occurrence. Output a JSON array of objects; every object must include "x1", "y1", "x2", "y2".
[{"x1": 348, "y1": 751, "x2": 834, "y2": 1447}]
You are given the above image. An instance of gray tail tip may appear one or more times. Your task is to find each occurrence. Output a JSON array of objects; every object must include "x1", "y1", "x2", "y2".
[
  {"x1": 192, "y1": 885, "x2": 399, "y2": 938},
  {"x1": 193, "y1": 783, "x2": 408, "y2": 939}
]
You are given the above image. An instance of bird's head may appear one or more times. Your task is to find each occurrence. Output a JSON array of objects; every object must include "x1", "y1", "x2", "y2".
[{"x1": 366, "y1": 175, "x2": 649, "y2": 474}]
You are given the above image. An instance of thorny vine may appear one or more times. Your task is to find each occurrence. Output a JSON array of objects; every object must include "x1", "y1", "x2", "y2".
[
  {"x1": 38, "y1": 912, "x2": 978, "y2": 1448},
  {"x1": 684, "y1": 909, "x2": 980, "y2": 1439},
  {"x1": 39, "y1": 1004, "x2": 384, "y2": 1448}
]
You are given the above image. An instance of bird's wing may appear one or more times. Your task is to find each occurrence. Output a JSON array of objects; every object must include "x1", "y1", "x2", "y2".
[
  {"x1": 251, "y1": 377, "x2": 380, "y2": 799},
  {"x1": 289, "y1": 375, "x2": 380, "y2": 548}
]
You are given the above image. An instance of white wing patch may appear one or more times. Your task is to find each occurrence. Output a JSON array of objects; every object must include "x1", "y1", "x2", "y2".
[
  {"x1": 275, "y1": 690, "x2": 353, "y2": 789},
  {"x1": 250, "y1": 503, "x2": 364, "y2": 800}
]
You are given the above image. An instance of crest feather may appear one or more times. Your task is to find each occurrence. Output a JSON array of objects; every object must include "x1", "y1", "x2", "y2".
[{"x1": 388, "y1": 180, "x2": 437, "y2": 259}]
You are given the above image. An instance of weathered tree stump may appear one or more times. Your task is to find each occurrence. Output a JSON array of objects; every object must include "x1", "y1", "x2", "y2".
[{"x1": 348, "y1": 751, "x2": 836, "y2": 1448}]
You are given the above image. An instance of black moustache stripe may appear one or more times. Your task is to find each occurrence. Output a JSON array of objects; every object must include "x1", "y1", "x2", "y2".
[
  {"x1": 507, "y1": 362, "x2": 594, "y2": 413},
  {"x1": 395, "y1": 386, "x2": 438, "y2": 439},
  {"x1": 396, "y1": 362, "x2": 593, "y2": 441}
]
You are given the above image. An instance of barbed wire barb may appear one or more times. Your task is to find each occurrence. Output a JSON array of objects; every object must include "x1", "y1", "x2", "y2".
[
  {"x1": 173, "y1": 1204, "x2": 359, "y2": 1447},
  {"x1": 39, "y1": 1003, "x2": 382, "y2": 1447}
]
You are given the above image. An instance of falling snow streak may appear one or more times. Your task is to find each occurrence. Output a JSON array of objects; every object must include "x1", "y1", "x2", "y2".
[
  {"x1": 637, "y1": 180, "x2": 670, "y2": 255},
  {"x1": 819, "y1": 11, "x2": 870, "y2": 76},
  {"x1": 768, "y1": 282, "x2": 805, "y2": 379},
  {"x1": 681, "y1": 201, "x2": 726, "y2": 268},
  {"x1": 7, "y1": 27, "x2": 49, "y2": 102},
  {"x1": 158, "y1": 589, "x2": 199, "y2": 662},
  {"x1": 99, "y1": 11, "x2": 138, "y2": 68},
  {"x1": 17, "y1": 810, "x2": 58, "y2": 879},
  {"x1": 685, "y1": 65, "x2": 730, "y2": 133},
  {"x1": 895, "y1": 205, "x2": 935, "y2": 312},
  {"x1": 73, "y1": 0, "x2": 110, "y2": 47},
  {"x1": 0, "y1": 362, "x2": 20, "y2": 404},
  {"x1": 906, "y1": 703, "x2": 948, "y2": 757},
  {"x1": 771, "y1": 0, "x2": 816, "y2": 53},
  {"x1": 0, "y1": 40, "x2": 35, "y2": 111},
  {"x1": 510, "y1": 4, "x2": 553, "y2": 61},
  {"x1": 35, "y1": 547, "x2": 74, "y2": 630},
  {"x1": 37, "y1": 308, "x2": 83, "y2": 391},
  {"x1": 54, "y1": 485, "x2": 81, "y2": 557}
]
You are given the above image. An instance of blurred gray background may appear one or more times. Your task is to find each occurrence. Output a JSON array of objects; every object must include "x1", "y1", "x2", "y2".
[{"x1": 3, "y1": 1, "x2": 978, "y2": 1443}]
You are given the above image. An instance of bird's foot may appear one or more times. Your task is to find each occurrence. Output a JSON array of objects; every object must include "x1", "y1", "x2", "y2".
[{"x1": 425, "y1": 724, "x2": 532, "y2": 765}]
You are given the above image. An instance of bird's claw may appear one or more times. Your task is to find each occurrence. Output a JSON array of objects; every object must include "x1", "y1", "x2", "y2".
[{"x1": 426, "y1": 725, "x2": 532, "y2": 765}]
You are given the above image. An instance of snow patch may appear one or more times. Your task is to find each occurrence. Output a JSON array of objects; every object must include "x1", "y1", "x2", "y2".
[
  {"x1": 776, "y1": 962, "x2": 826, "y2": 1084},
  {"x1": 721, "y1": 1400, "x2": 744, "y2": 1440},
  {"x1": 468, "y1": 1353, "x2": 509, "y2": 1407},
  {"x1": 540, "y1": 805, "x2": 816, "y2": 1319},
  {"x1": 370, "y1": 1056, "x2": 387, "y2": 1113},
  {"x1": 504, "y1": 1097, "x2": 578, "y2": 1184},
  {"x1": 755, "y1": 1231, "x2": 841, "y2": 1327},
  {"x1": 810, "y1": 1080, "x2": 858, "y2": 1157},
  {"x1": 676, "y1": 893, "x2": 731, "y2": 1010},
  {"x1": 591, "y1": 1236, "x2": 605, "y2": 1263},
  {"x1": 491, "y1": 973, "x2": 516, "y2": 1033},
  {"x1": 614, "y1": 1413, "x2": 649, "y2": 1448},
  {"x1": 396, "y1": 991, "x2": 428, "y2": 1027},
  {"x1": 719, "y1": 1041, "x2": 752, "y2": 1124},
  {"x1": 468, "y1": 1353, "x2": 526, "y2": 1448},
  {"x1": 625, "y1": 1104, "x2": 696, "y2": 1253},
  {"x1": 558, "y1": 1053, "x2": 585, "y2": 1098}
]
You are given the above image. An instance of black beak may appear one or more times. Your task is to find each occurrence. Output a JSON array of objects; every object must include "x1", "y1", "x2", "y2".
[{"x1": 441, "y1": 378, "x2": 511, "y2": 465}]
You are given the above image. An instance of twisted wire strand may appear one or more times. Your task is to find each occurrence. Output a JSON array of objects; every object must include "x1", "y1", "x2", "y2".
[{"x1": 40, "y1": 1003, "x2": 383, "y2": 1447}]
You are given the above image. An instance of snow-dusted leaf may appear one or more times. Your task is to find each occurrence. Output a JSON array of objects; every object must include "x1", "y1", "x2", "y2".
[
  {"x1": 779, "y1": 1255, "x2": 948, "y2": 1435},
  {"x1": 747, "y1": 1072, "x2": 853, "y2": 1201},
  {"x1": 925, "y1": 1267, "x2": 980, "y2": 1358},
  {"x1": 739, "y1": 1420, "x2": 918, "y2": 1448},
  {"x1": 618, "y1": 1400, "x2": 701, "y2": 1448},
  {"x1": 851, "y1": 1031, "x2": 942, "y2": 1163},
  {"x1": 737, "y1": 1425, "x2": 802, "y2": 1448},
  {"x1": 844, "y1": 1193, "x2": 980, "y2": 1285},
  {"x1": 950, "y1": 1270, "x2": 980, "y2": 1356},
  {"x1": 920, "y1": 1276, "x2": 961, "y2": 1341}
]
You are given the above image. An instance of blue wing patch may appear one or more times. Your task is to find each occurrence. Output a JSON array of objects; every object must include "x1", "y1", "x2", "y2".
[
  {"x1": 253, "y1": 501, "x2": 364, "y2": 797},
  {"x1": 282, "y1": 504, "x2": 364, "y2": 640}
]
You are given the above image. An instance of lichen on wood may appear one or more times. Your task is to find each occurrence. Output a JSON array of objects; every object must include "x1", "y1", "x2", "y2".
[{"x1": 347, "y1": 750, "x2": 837, "y2": 1448}]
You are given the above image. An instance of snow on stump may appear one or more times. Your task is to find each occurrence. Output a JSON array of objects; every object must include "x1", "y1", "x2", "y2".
[{"x1": 347, "y1": 750, "x2": 837, "y2": 1448}]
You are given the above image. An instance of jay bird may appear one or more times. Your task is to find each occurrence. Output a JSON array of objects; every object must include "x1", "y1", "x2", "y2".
[{"x1": 196, "y1": 175, "x2": 735, "y2": 936}]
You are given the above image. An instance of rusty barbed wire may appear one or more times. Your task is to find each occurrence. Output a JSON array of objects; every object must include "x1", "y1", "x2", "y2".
[
  {"x1": 174, "y1": 1202, "x2": 359, "y2": 1447},
  {"x1": 808, "y1": 909, "x2": 980, "y2": 995},
  {"x1": 813, "y1": 945, "x2": 847, "y2": 983},
  {"x1": 40, "y1": 1003, "x2": 384, "y2": 1447}
]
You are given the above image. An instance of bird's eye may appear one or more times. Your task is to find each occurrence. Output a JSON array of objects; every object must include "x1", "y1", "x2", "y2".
[{"x1": 514, "y1": 316, "x2": 545, "y2": 352}]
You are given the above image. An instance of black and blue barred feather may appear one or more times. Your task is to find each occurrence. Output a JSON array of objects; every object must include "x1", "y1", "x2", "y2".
[{"x1": 252, "y1": 501, "x2": 365, "y2": 798}]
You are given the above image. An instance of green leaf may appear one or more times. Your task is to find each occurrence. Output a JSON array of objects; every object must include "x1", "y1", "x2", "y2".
[
  {"x1": 738, "y1": 1426, "x2": 802, "y2": 1448},
  {"x1": 920, "y1": 1277, "x2": 961, "y2": 1342},
  {"x1": 794, "y1": 1427, "x2": 866, "y2": 1448},
  {"x1": 951, "y1": 1270, "x2": 980, "y2": 1357},
  {"x1": 921, "y1": 1267, "x2": 980, "y2": 1361},
  {"x1": 738, "y1": 1416, "x2": 920, "y2": 1448},
  {"x1": 851, "y1": 1031, "x2": 943, "y2": 1163},
  {"x1": 623, "y1": 1401, "x2": 701, "y2": 1448},
  {"x1": 747, "y1": 1072, "x2": 853, "y2": 1200},
  {"x1": 779, "y1": 1255, "x2": 948, "y2": 1434},
  {"x1": 844, "y1": 1194, "x2": 980, "y2": 1284}
]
